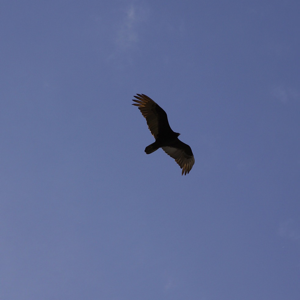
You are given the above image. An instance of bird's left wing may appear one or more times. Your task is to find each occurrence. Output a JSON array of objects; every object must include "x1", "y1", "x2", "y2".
[{"x1": 162, "y1": 140, "x2": 195, "y2": 175}]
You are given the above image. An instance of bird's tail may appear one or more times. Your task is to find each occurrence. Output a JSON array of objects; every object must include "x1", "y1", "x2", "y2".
[{"x1": 145, "y1": 142, "x2": 159, "y2": 154}]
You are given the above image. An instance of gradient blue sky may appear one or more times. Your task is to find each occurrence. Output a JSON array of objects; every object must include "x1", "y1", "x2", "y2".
[{"x1": 1, "y1": 1, "x2": 300, "y2": 299}]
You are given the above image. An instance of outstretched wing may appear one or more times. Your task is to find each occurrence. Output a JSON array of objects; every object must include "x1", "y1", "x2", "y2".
[
  {"x1": 162, "y1": 140, "x2": 195, "y2": 175},
  {"x1": 132, "y1": 94, "x2": 174, "y2": 139}
]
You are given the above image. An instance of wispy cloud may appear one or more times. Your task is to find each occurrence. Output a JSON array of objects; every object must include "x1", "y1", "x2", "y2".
[
  {"x1": 164, "y1": 277, "x2": 174, "y2": 291},
  {"x1": 272, "y1": 85, "x2": 300, "y2": 104},
  {"x1": 115, "y1": 4, "x2": 147, "y2": 50}
]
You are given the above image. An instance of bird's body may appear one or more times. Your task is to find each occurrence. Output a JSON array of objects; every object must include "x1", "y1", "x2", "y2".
[{"x1": 132, "y1": 94, "x2": 195, "y2": 175}]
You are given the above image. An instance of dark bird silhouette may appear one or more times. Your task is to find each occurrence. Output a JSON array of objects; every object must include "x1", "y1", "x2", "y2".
[{"x1": 132, "y1": 94, "x2": 195, "y2": 175}]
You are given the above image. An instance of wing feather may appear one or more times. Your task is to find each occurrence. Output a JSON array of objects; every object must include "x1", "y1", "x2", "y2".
[
  {"x1": 132, "y1": 94, "x2": 174, "y2": 138},
  {"x1": 162, "y1": 141, "x2": 195, "y2": 175}
]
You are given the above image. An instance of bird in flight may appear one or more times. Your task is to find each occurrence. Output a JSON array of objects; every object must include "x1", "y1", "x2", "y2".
[{"x1": 132, "y1": 94, "x2": 195, "y2": 175}]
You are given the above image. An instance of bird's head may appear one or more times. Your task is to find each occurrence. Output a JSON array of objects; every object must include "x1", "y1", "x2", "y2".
[{"x1": 176, "y1": 132, "x2": 180, "y2": 137}]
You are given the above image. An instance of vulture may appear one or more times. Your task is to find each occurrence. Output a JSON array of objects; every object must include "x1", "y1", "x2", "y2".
[{"x1": 132, "y1": 94, "x2": 195, "y2": 175}]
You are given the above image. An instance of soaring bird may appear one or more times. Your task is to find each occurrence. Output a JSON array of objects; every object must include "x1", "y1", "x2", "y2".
[{"x1": 133, "y1": 94, "x2": 195, "y2": 175}]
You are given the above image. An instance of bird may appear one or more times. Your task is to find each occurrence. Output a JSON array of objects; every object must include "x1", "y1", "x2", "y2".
[{"x1": 132, "y1": 94, "x2": 195, "y2": 175}]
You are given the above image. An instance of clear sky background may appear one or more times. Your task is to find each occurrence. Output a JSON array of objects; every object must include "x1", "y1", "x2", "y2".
[{"x1": 1, "y1": 1, "x2": 300, "y2": 299}]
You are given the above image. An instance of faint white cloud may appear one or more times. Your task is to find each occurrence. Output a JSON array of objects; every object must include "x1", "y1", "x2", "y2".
[
  {"x1": 164, "y1": 277, "x2": 174, "y2": 291},
  {"x1": 279, "y1": 219, "x2": 300, "y2": 242},
  {"x1": 272, "y1": 85, "x2": 300, "y2": 104},
  {"x1": 115, "y1": 4, "x2": 147, "y2": 50},
  {"x1": 161, "y1": 271, "x2": 177, "y2": 292}
]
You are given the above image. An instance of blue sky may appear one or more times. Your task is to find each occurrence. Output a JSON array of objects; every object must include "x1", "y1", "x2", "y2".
[{"x1": 1, "y1": 0, "x2": 300, "y2": 299}]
